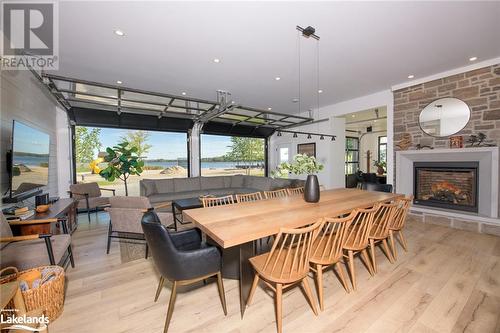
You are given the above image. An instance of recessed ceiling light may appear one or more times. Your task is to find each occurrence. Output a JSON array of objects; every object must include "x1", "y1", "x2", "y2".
[
  {"x1": 116, "y1": 80, "x2": 122, "y2": 84},
  {"x1": 114, "y1": 29, "x2": 125, "y2": 36},
  {"x1": 374, "y1": 120, "x2": 377, "y2": 123},
  {"x1": 352, "y1": 115, "x2": 356, "y2": 118},
  {"x1": 181, "y1": 92, "x2": 186, "y2": 96},
  {"x1": 407, "y1": 74, "x2": 415, "y2": 79},
  {"x1": 469, "y1": 56, "x2": 477, "y2": 62},
  {"x1": 292, "y1": 98, "x2": 300, "y2": 103},
  {"x1": 275, "y1": 77, "x2": 281, "y2": 81},
  {"x1": 318, "y1": 89, "x2": 323, "y2": 93},
  {"x1": 213, "y1": 58, "x2": 220, "y2": 63},
  {"x1": 267, "y1": 107, "x2": 272, "y2": 111}
]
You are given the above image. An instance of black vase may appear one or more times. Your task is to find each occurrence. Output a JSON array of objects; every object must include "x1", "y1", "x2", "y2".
[{"x1": 304, "y1": 174, "x2": 320, "y2": 203}]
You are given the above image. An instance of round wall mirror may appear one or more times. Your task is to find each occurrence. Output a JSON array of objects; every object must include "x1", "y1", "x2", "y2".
[{"x1": 418, "y1": 97, "x2": 470, "y2": 137}]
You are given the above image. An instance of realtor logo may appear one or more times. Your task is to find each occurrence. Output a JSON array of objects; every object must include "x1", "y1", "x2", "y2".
[{"x1": 1, "y1": 1, "x2": 59, "y2": 70}]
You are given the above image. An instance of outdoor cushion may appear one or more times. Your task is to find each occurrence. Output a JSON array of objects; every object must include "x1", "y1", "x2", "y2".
[
  {"x1": 107, "y1": 207, "x2": 173, "y2": 234},
  {"x1": 174, "y1": 177, "x2": 201, "y2": 192},
  {"x1": 0, "y1": 234, "x2": 71, "y2": 271},
  {"x1": 200, "y1": 176, "x2": 225, "y2": 190},
  {"x1": 141, "y1": 179, "x2": 158, "y2": 196},
  {"x1": 70, "y1": 182, "x2": 102, "y2": 198},
  {"x1": 231, "y1": 175, "x2": 245, "y2": 188},
  {"x1": 155, "y1": 178, "x2": 175, "y2": 194}
]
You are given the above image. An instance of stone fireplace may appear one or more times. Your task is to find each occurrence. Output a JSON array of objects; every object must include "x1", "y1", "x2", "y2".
[{"x1": 413, "y1": 161, "x2": 478, "y2": 213}]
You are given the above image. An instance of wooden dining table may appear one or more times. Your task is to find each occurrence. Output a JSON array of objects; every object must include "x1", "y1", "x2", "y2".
[{"x1": 183, "y1": 188, "x2": 403, "y2": 317}]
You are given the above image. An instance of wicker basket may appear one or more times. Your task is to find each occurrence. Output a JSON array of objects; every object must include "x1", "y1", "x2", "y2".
[{"x1": 0, "y1": 266, "x2": 65, "y2": 321}]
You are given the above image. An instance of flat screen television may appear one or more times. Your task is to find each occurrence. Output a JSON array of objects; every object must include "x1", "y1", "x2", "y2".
[{"x1": 8, "y1": 120, "x2": 50, "y2": 200}]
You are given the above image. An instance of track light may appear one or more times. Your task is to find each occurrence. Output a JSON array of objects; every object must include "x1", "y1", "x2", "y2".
[
  {"x1": 331, "y1": 136, "x2": 335, "y2": 141},
  {"x1": 277, "y1": 131, "x2": 282, "y2": 137},
  {"x1": 320, "y1": 135, "x2": 324, "y2": 140},
  {"x1": 293, "y1": 133, "x2": 298, "y2": 138},
  {"x1": 307, "y1": 134, "x2": 312, "y2": 139}
]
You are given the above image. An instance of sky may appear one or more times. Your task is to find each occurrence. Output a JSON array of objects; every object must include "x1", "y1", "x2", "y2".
[
  {"x1": 93, "y1": 127, "x2": 233, "y2": 159},
  {"x1": 13, "y1": 121, "x2": 50, "y2": 155}
]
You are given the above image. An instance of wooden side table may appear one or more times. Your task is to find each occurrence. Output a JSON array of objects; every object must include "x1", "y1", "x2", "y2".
[{"x1": 9, "y1": 198, "x2": 77, "y2": 236}]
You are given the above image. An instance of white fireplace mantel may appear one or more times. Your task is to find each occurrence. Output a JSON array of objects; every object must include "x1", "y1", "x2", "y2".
[{"x1": 396, "y1": 147, "x2": 499, "y2": 219}]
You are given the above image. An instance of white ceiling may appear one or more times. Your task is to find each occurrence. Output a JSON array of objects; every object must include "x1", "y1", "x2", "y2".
[
  {"x1": 343, "y1": 107, "x2": 387, "y2": 133},
  {"x1": 55, "y1": 1, "x2": 500, "y2": 115}
]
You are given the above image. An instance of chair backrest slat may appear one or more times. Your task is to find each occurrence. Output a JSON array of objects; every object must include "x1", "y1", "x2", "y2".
[
  {"x1": 371, "y1": 202, "x2": 398, "y2": 238},
  {"x1": 262, "y1": 220, "x2": 322, "y2": 281},
  {"x1": 311, "y1": 211, "x2": 355, "y2": 264},
  {"x1": 235, "y1": 192, "x2": 263, "y2": 203},
  {"x1": 201, "y1": 195, "x2": 234, "y2": 208},
  {"x1": 391, "y1": 196, "x2": 413, "y2": 230},
  {"x1": 264, "y1": 189, "x2": 289, "y2": 199},
  {"x1": 287, "y1": 187, "x2": 304, "y2": 196},
  {"x1": 344, "y1": 205, "x2": 378, "y2": 250}
]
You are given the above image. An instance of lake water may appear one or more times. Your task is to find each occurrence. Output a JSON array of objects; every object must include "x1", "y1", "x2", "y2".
[{"x1": 145, "y1": 161, "x2": 264, "y2": 169}]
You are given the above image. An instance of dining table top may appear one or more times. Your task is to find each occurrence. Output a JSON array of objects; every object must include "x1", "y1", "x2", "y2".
[{"x1": 182, "y1": 188, "x2": 404, "y2": 249}]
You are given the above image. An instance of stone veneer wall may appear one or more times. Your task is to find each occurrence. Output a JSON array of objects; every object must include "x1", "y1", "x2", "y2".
[
  {"x1": 393, "y1": 64, "x2": 500, "y2": 150},
  {"x1": 393, "y1": 63, "x2": 500, "y2": 237}
]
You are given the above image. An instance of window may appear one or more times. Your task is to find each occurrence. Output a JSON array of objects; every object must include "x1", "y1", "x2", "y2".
[
  {"x1": 378, "y1": 136, "x2": 387, "y2": 164},
  {"x1": 201, "y1": 134, "x2": 265, "y2": 177},
  {"x1": 345, "y1": 136, "x2": 359, "y2": 175},
  {"x1": 74, "y1": 126, "x2": 188, "y2": 196}
]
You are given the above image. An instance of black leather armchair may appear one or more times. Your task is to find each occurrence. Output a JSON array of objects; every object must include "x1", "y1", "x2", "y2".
[
  {"x1": 141, "y1": 211, "x2": 227, "y2": 332},
  {"x1": 361, "y1": 183, "x2": 393, "y2": 193}
]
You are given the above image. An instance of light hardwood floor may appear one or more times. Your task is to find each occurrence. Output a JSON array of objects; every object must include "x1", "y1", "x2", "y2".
[{"x1": 50, "y1": 213, "x2": 500, "y2": 333}]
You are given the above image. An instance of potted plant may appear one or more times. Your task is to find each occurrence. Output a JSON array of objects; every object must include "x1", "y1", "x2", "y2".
[
  {"x1": 99, "y1": 141, "x2": 144, "y2": 196},
  {"x1": 272, "y1": 154, "x2": 324, "y2": 202},
  {"x1": 373, "y1": 160, "x2": 386, "y2": 175}
]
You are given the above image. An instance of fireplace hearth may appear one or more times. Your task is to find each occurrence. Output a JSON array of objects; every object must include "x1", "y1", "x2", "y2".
[{"x1": 413, "y1": 161, "x2": 479, "y2": 213}]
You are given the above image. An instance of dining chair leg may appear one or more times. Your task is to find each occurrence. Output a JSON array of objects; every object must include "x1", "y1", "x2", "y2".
[
  {"x1": 301, "y1": 278, "x2": 318, "y2": 316},
  {"x1": 369, "y1": 239, "x2": 377, "y2": 274},
  {"x1": 381, "y1": 238, "x2": 394, "y2": 263},
  {"x1": 315, "y1": 264, "x2": 324, "y2": 311},
  {"x1": 389, "y1": 230, "x2": 397, "y2": 260},
  {"x1": 275, "y1": 283, "x2": 283, "y2": 333},
  {"x1": 347, "y1": 250, "x2": 356, "y2": 290},
  {"x1": 216, "y1": 272, "x2": 228, "y2": 315},
  {"x1": 155, "y1": 276, "x2": 165, "y2": 302},
  {"x1": 398, "y1": 230, "x2": 408, "y2": 252},
  {"x1": 334, "y1": 262, "x2": 350, "y2": 293},
  {"x1": 247, "y1": 274, "x2": 260, "y2": 306},
  {"x1": 360, "y1": 249, "x2": 374, "y2": 276},
  {"x1": 163, "y1": 281, "x2": 177, "y2": 333}
]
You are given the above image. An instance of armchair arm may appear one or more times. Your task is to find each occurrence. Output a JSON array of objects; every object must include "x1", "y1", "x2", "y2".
[
  {"x1": 170, "y1": 228, "x2": 201, "y2": 250},
  {"x1": 0, "y1": 234, "x2": 40, "y2": 242},
  {"x1": 8, "y1": 218, "x2": 58, "y2": 226},
  {"x1": 100, "y1": 188, "x2": 116, "y2": 196},
  {"x1": 176, "y1": 245, "x2": 221, "y2": 278}
]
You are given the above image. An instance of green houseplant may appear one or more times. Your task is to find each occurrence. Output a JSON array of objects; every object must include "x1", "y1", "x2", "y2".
[
  {"x1": 99, "y1": 141, "x2": 144, "y2": 196},
  {"x1": 272, "y1": 154, "x2": 324, "y2": 202},
  {"x1": 373, "y1": 160, "x2": 386, "y2": 175}
]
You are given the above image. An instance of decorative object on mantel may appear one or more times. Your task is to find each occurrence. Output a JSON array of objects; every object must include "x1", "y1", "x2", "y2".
[
  {"x1": 373, "y1": 160, "x2": 386, "y2": 175},
  {"x1": 466, "y1": 132, "x2": 497, "y2": 147},
  {"x1": 449, "y1": 136, "x2": 464, "y2": 149},
  {"x1": 415, "y1": 144, "x2": 434, "y2": 150},
  {"x1": 272, "y1": 154, "x2": 324, "y2": 203},
  {"x1": 396, "y1": 133, "x2": 412, "y2": 150}
]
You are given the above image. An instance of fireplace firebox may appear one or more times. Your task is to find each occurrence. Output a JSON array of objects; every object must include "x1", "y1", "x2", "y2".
[{"x1": 413, "y1": 161, "x2": 479, "y2": 213}]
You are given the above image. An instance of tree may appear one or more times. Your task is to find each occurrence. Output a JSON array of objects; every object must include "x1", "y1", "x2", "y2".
[
  {"x1": 120, "y1": 130, "x2": 152, "y2": 158},
  {"x1": 225, "y1": 137, "x2": 265, "y2": 175},
  {"x1": 75, "y1": 127, "x2": 102, "y2": 163},
  {"x1": 99, "y1": 141, "x2": 144, "y2": 196}
]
